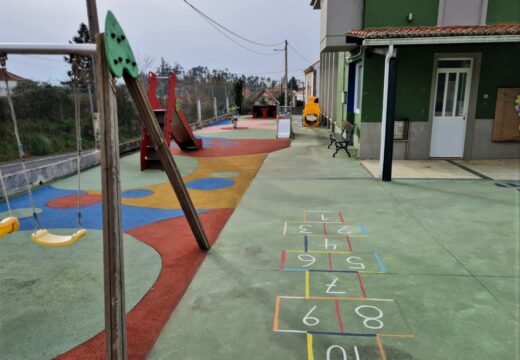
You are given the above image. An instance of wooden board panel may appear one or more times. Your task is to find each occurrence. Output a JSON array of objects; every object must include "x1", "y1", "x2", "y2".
[{"x1": 492, "y1": 88, "x2": 520, "y2": 142}]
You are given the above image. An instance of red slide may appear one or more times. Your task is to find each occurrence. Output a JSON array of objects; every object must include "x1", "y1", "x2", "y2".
[
  {"x1": 142, "y1": 72, "x2": 202, "y2": 170},
  {"x1": 164, "y1": 73, "x2": 203, "y2": 150}
]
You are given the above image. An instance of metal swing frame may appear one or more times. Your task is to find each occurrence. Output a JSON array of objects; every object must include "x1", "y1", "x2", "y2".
[{"x1": 0, "y1": 52, "x2": 87, "y2": 247}]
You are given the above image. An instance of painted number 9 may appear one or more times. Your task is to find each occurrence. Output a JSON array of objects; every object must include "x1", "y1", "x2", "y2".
[{"x1": 354, "y1": 305, "x2": 384, "y2": 330}]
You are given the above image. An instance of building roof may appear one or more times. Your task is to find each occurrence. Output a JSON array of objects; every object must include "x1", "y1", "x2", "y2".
[
  {"x1": 251, "y1": 89, "x2": 279, "y2": 105},
  {"x1": 347, "y1": 24, "x2": 520, "y2": 40},
  {"x1": 0, "y1": 70, "x2": 28, "y2": 81},
  {"x1": 304, "y1": 60, "x2": 320, "y2": 74}
]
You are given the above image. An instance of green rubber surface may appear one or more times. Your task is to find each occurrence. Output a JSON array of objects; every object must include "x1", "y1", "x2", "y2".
[
  {"x1": 149, "y1": 120, "x2": 519, "y2": 359},
  {"x1": 0, "y1": 229, "x2": 161, "y2": 360},
  {"x1": 104, "y1": 10, "x2": 138, "y2": 78}
]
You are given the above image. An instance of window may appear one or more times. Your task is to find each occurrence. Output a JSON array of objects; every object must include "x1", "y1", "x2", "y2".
[{"x1": 354, "y1": 62, "x2": 363, "y2": 113}]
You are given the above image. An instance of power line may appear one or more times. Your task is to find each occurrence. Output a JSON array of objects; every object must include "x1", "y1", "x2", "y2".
[
  {"x1": 288, "y1": 43, "x2": 313, "y2": 64},
  {"x1": 183, "y1": 0, "x2": 284, "y2": 48},
  {"x1": 188, "y1": 6, "x2": 279, "y2": 56}
]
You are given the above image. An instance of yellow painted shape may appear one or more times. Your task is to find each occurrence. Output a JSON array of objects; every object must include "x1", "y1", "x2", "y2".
[
  {"x1": 303, "y1": 96, "x2": 321, "y2": 127},
  {"x1": 0, "y1": 217, "x2": 20, "y2": 237},
  {"x1": 305, "y1": 271, "x2": 310, "y2": 299},
  {"x1": 307, "y1": 333, "x2": 315, "y2": 360},
  {"x1": 121, "y1": 153, "x2": 268, "y2": 209},
  {"x1": 31, "y1": 228, "x2": 87, "y2": 247}
]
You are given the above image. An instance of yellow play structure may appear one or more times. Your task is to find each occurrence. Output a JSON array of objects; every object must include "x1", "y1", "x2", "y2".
[
  {"x1": 303, "y1": 96, "x2": 321, "y2": 127},
  {"x1": 0, "y1": 55, "x2": 87, "y2": 247}
]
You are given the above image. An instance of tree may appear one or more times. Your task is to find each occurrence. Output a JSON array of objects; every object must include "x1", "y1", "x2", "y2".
[
  {"x1": 232, "y1": 79, "x2": 244, "y2": 114},
  {"x1": 288, "y1": 76, "x2": 299, "y2": 91}
]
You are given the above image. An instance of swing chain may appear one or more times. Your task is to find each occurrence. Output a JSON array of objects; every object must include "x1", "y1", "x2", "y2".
[
  {"x1": 70, "y1": 55, "x2": 83, "y2": 230},
  {"x1": 1, "y1": 54, "x2": 42, "y2": 230}
]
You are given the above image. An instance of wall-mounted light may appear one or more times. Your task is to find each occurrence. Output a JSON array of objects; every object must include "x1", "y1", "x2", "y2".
[{"x1": 407, "y1": 13, "x2": 414, "y2": 22}]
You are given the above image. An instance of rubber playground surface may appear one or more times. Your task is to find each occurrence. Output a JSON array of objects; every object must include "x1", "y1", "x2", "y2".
[{"x1": 1, "y1": 117, "x2": 519, "y2": 359}]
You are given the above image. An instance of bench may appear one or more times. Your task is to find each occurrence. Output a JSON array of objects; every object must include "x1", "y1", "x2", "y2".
[{"x1": 328, "y1": 121, "x2": 356, "y2": 158}]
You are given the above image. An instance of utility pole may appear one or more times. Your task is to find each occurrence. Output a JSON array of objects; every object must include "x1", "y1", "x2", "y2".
[
  {"x1": 86, "y1": 0, "x2": 100, "y2": 149},
  {"x1": 284, "y1": 40, "x2": 288, "y2": 107}
]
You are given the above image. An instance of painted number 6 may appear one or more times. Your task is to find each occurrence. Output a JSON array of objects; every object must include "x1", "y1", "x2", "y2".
[
  {"x1": 303, "y1": 305, "x2": 320, "y2": 326},
  {"x1": 298, "y1": 254, "x2": 316, "y2": 267}
]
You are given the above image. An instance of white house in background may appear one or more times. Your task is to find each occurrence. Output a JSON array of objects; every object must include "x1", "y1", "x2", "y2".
[
  {"x1": 0, "y1": 71, "x2": 28, "y2": 95},
  {"x1": 304, "y1": 60, "x2": 320, "y2": 102}
]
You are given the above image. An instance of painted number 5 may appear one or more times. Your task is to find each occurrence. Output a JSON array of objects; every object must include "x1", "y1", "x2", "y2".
[{"x1": 346, "y1": 256, "x2": 365, "y2": 270}]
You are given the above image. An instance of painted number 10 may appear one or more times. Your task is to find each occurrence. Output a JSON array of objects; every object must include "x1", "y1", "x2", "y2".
[{"x1": 326, "y1": 345, "x2": 361, "y2": 360}]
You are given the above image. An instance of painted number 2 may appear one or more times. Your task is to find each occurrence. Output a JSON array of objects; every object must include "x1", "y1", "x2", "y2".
[{"x1": 355, "y1": 305, "x2": 384, "y2": 329}]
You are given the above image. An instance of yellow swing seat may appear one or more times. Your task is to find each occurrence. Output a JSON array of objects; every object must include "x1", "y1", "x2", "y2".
[
  {"x1": 31, "y1": 228, "x2": 87, "y2": 248},
  {"x1": 0, "y1": 216, "x2": 20, "y2": 237}
]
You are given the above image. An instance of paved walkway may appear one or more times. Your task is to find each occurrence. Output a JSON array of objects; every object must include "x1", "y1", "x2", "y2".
[{"x1": 148, "y1": 119, "x2": 519, "y2": 359}]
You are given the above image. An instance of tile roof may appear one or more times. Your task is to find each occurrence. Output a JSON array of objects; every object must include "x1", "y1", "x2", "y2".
[
  {"x1": 0, "y1": 70, "x2": 29, "y2": 81},
  {"x1": 347, "y1": 24, "x2": 520, "y2": 40}
]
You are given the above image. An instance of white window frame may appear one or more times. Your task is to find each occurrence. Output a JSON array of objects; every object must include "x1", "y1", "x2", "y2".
[{"x1": 354, "y1": 62, "x2": 363, "y2": 114}]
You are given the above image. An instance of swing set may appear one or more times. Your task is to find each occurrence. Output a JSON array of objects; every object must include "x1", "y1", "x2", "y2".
[
  {"x1": 0, "y1": 10, "x2": 210, "y2": 359},
  {"x1": 0, "y1": 54, "x2": 88, "y2": 246}
]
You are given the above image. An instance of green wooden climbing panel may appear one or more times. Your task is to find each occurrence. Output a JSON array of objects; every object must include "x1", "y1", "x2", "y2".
[{"x1": 104, "y1": 10, "x2": 138, "y2": 79}]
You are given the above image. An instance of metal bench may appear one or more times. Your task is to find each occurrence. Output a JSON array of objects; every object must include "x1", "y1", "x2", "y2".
[{"x1": 328, "y1": 120, "x2": 356, "y2": 158}]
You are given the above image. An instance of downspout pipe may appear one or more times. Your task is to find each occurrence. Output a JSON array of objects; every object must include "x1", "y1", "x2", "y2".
[{"x1": 379, "y1": 44, "x2": 398, "y2": 181}]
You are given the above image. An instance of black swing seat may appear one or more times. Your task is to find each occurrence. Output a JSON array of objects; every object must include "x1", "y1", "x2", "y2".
[{"x1": 328, "y1": 121, "x2": 356, "y2": 158}]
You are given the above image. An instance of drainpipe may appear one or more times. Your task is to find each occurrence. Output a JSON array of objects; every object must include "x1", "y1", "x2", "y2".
[{"x1": 379, "y1": 44, "x2": 398, "y2": 181}]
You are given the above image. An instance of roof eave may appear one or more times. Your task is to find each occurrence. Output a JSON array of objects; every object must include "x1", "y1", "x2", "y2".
[{"x1": 362, "y1": 35, "x2": 520, "y2": 46}]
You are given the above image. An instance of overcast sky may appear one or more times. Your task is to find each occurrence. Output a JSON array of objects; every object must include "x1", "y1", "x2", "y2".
[{"x1": 0, "y1": 0, "x2": 320, "y2": 84}]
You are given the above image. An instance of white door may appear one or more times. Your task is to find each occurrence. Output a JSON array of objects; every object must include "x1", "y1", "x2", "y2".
[{"x1": 430, "y1": 59, "x2": 472, "y2": 157}]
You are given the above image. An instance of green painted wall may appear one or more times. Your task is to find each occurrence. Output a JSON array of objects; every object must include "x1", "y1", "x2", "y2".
[
  {"x1": 487, "y1": 0, "x2": 520, "y2": 24},
  {"x1": 474, "y1": 43, "x2": 520, "y2": 118},
  {"x1": 364, "y1": 0, "x2": 439, "y2": 28},
  {"x1": 360, "y1": 53, "x2": 385, "y2": 123},
  {"x1": 395, "y1": 47, "x2": 434, "y2": 122},
  {"x1": 358, "y1": 43, "x2": 520, "y2": 124}
]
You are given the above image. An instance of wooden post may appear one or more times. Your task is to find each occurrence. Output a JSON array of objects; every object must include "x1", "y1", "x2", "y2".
[
  {"x1": 95, "y1": 34, "x2": 127, "y2": 359},
  {"x1": 123, "y1": 72, "x2": 211, "y2": 251}
]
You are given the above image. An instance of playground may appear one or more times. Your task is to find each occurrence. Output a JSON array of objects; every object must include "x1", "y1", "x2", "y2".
[{"x1": 1, "y1": 10, "x2": 519, "y2": 360}]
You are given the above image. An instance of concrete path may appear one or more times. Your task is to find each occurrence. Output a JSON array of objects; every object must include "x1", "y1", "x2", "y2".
[{"x1": 148, "y1": 119, "x2": 519, "y2": 359}]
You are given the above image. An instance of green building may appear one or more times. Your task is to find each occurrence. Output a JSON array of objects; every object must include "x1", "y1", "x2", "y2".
[{"x1": 310, "y1": 0, "x2": 520, "y2": 162}]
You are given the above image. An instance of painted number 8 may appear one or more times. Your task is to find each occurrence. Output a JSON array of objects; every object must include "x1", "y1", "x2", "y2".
[{"x1": 354, "y1": 305, "x2": 384, "y2": 330}]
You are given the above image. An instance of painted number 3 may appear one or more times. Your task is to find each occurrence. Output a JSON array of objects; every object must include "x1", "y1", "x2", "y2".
[
  {"x1": 354, "y1": 305, "x2": 384, "y2": 329},
  {"x1": 299, "y1": 225, "x2": 313, "y2": 234}
]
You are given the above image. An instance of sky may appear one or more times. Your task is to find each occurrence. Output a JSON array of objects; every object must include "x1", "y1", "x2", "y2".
[{"x1": 0, "y1": 0, "x2": 320, "y2": 84}]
